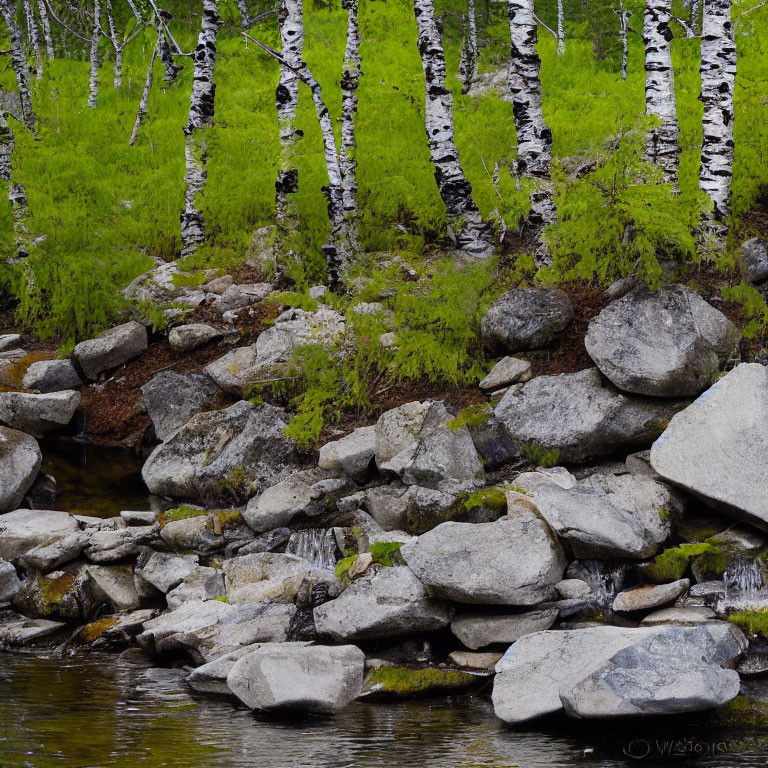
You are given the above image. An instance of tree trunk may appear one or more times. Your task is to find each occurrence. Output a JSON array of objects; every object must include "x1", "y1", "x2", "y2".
[
  {"x1": 692, "y1": 0, "x2": 701, "y2": 33},
  {"x1": 340, "y1": 0, "x2": 361, "y2": 246},
  {"x1": 0, "y1": 111, "x2": 30, "y2": 258},
  {"x1": 237, "y1": 0, "x2": 250, "y2": 28},
  {"x1": 129, "y1": 43, "x2": 157, "y2": 146},
  {"x1": 87, "y1": 0, "x2": 101, "y2": 108},
  {"x1": 618, "y1": 0, "x2": 629, "y2": 80},
  {"x1": 1, "y1": 2, "x2": 38, "y2": 135},
  {"x1": 459, "y1": 0, "x2": 478, "y2": 93},
  {"x1": 22, "y1": 0, "x2": 42, "y2": 79},
  {"x1": 557, "y1": 0, "x2": 565, "y2": 55},
  {"x1": 180, "y1": 0, "x2": 221, "y2": 258},
  {"x1": 37, "y1": 0, "x2": 54, "y2": 59},
  {"x1": 507, "y1": 0, "x2": 556, "y2": 232},
  {"x1": 643, "y1": 0, "x2": 679, "y2": 181},
  {"x1": 105, "y1": 0, "x2": 121, "y2": 88},
  {"x1": 413, "y1": 0, "x2": 492, "y2": 255},
  {"x1": 157, "y1": 11, "x2": 183, "y2": 86},
  {"x1": 699, "y1": 0, "x2": 735, "y2": 224},
  {"x1": 275, "y1": 0, "x2": 304, "y2": 239}
]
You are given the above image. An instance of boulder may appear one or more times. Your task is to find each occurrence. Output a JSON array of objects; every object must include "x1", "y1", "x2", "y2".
[
  {"x1": 203, "y1": 346, "x2": 260, "y2": 396},
  {"x1": 236, "y1": 527, "x2": 291, "y2": 556},
  {"x1": 555, "y1": 579, "x2": 592, "y2": 600},
  {"x1": 612, "y1": 579, "x2": 691, "y2": 613},
  {"x1": 525, "y1": 472, "x2": 681, "y2": 559},
  {"x1": 374, "y1": 401, "x2": 484, "y2": 488},
  {"x1": 448, "y1": 650, "x2": 504, "y2": 670},
  {"x1": 243, "y1": 469, "x2": 328, "y2": 534},
  {"x1": 318, "y1": 425, "x2": 376, "y2": 482},
  {"x1": 560, "y1": 624, "x2": 746, "y2": 717},
  {"x1": 362, "y1": 485, "x2": 410, "y2": 531},
  {"x1": 451, "y1": 608, "x2": 559, "y2": 650},
  {"x1": 0, "y1": 558, "x2": 21, "y2": 602},
  {"x1": 73, "y1": 321, "x2": 148, "y2": 379},
  {"x1": 141, "y1": 371, "x2": 221, "y2": 441},
  {"x1": 314, "y1": 566, "x2": 454, "y2": 641},
  {"x1": 186, "y1": 643, "x2": 276, "y2": 695},
  {"x1": 19, "y1": 531, "x2": 89, "y2": 571},
  {"x1": 222, "y1": 552, "x2": 340, "y2": 606},
  {"x1": 134, "y1": 551, "x2": 199, "y2": 593},
  {"x1": 140, "y1": 599, "x2": 297, "y2": 663},
  {"x1": 211, "y1": 282, "x2": 272, "y2": 312},
  {"x1": 492, "y1": 624, "x2": 745, "y2": 724},
  {"x1": 494, "y1": 368, "x2": 687, "y2": 463},
  {"x1": 226, "y1": 643, "x2": 365, "y2": 713},
  {"x1": 21, "y1": 359, "x2": 83, "y2": 393},
  {"x1": 0, "y1": 428, "x2": 42, "y2": 513},
  {"x1": 479, "y1": 356, "x2": 533, "y2": 392},
  {"x1": 650, "y1": 364, "x2": 768, "y2": 527},
  {"x1": 141, "y1": 401, "x2": 300, "y2": 504},
  {"x1": 641, "y1": 606, "x2": 717, "y2": 625},
  {"x1": 0, "y1": 509, "x2": 80, "y2": 562},
  {"x1": 86, "y1": 564, "x2": 141, "y2": 611},
  {"x1": 739, "y1": 237, "x2": 768, "y2": 283},
  {"x1": 0, "y1": 390, "x2": 80, "y2": 437},
  {"x1": 169, "y1": 323, "x2": 225, "y2": 352},
  {"x1": 12, "y1": 562, "x2": 94, "y2": 619},
  {"x1": 480, "y1": 287, "x2": 574, "y2": 352},
  {"x1": 0, "y1": 612, "x2": 65, "y2": 645},
  {"x1": 0, "y1": 334, "x2": 21, "y2": 353},
  {"x1": 584, "y1": 286, "x2": 738, "y2": 397},
  {"x1": 84, "y1": 525, "x2": 157, "y2": 563},
  {"x1": 165, "y1": 566, "x2": 226, "y2": 608},
  {"x1": 400, "y1": 514, "x2": 566, "y2": 605}
]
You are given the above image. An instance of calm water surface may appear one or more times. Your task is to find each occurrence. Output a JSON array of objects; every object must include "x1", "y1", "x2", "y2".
[{"x1": 2, "y1": 653, "x2": 768, "y2": 768}]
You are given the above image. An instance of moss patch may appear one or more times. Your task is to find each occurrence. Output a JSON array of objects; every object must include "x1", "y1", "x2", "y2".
[
  {"x1": 79, "y1": 616, "x2": 120, "y2": 643},
  {"x1": 362, "y1": 666, "x2": 480, "y2": 697},
  {"x1": 447, "y1": 404, "x2": 491, "y2": 430},
  {"x1": 730, "y1": 610, "x2": 768, "y2": 639},
  {"x1": 711, "y1": 696, "x2": 768, "y2": 729},
  {"x1": 158, "y1": 505, "x2": 207, "y2": 529},
  {"x1": 205, "y1": 509, "x2": 244, "y2": 533},
  {"x1": 644, "y1": 543, "x2": 714, "y2": 583}
]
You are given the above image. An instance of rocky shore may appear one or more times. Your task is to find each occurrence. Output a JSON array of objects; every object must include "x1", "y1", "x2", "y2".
[{"x1": 2, "y1": 251, "x2": 768, "y2": 723}]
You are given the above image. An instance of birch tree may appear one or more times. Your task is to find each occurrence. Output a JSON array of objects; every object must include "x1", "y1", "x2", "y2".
[
  {"x1": 413, "y1": 0, "x2": 492, "y2": 255},
  {"x1": 617, "y1": 0, "x2": 630, "y2": 79},
  {"x1": 1, "y1": 1, "x2": 38, "y2": 135},
  {"x1": 699, "y1": 0, "x2": 736, "y2": 224},
  {"x1": 22, "y1": 0, "x2": 41, "y2": 79},
  {"x1": 103, "y1": 0, "x2": 145, "y2": 89},
  {"x1": 236, "y1": 0, "x2": 250, "y2": 28},
  {"x1": 643, "y1": 0, "x2": 679, "y2": 181},
  {"x1": 508, "y1": 0, "x2": 556, "y2": 236},
  {"x1": 37, "y1": 0, "x2": 53, "y2": 59},
  {"x1": 245, "y1": 33, "x2": 353, "y2": 286},
  {"x1": 458, "y1": 0, "x2": 478, "y2": 93},
  {"x1": 340, "y1": 0, "x2": 361, "y2": 244},
  {"x1": 180, "y1": 0, "x2": 221, "y2": 258},
  {"x1": 275, "y1": 0, "x2": 304, "y2": 241},
  {"x1": 0, "y1": 111, "x2": 30, "y2": 258},
  {"x1": 87, "y1": 0, "x2": 101, "y2": 107},
  {"x1": 557, "y1": 0, "x2": 565, "y2": 55}
]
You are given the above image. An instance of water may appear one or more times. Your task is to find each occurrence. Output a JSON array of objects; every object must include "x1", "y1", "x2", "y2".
[
  {"x1": 39, "y1": 438, "x2": 153, "y2": 518},
  {"x1": 285, "y1": 528, "x2": 339, "y2": 570},
  {"x1": 722, "y1": 557, "x2": 768, "y2": 610},
  {"x1": 1, "y1": 653, "x2": 767, "y2": 768}
]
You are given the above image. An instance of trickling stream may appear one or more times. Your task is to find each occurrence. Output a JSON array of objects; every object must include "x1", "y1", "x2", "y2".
[{"x1": 285, "y1": 528, "x2": 339, "y2": 570}]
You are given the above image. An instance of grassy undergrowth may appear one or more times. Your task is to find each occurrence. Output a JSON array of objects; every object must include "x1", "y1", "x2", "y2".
[{"x1": 1, "y1": 0, "x2": 768, "y2": 345}]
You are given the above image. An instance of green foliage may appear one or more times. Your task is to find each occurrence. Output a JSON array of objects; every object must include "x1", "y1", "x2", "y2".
[
  {"x1": 171, "y1": 270, "x2": 208, "y2": 288},
  {"x1": 729, "y1": 609, "x2": 768, "y2": 639},
  {"x1": 521, "y1": 443, "x2": 561, "y2": 468},
  {"x1": 541, "y1": 123, "x2": 705, "y2": 288},
  {"x1": 722, "y1": 281, "x2": 768, "y2": 339},
  {"x1": 447, "y1": 404, "x2": 491, "y2": 430},
  {"x1": 335, "y1": 541, "x2": 404, "y2": 579},
  {"x1": 157, "y1": 505, "x2": 206, "y2": 528}
]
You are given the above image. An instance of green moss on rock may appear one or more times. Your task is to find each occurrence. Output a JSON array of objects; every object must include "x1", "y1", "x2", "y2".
[
  {"x1": 644, "y1": 543, "x2": 713, "y2": 583},
  {"x1": 729, "y1": 610, "x2": 768, "y2": 639},
  {"x1": 362, "y1": 666, "x2": 481, "y2": 697}
]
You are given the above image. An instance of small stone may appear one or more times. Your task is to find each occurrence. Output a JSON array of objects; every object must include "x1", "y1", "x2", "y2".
[
  {"x1": 309, "y1": 285, "x2": 328, "y2": 299},
  {"x1": 739, "y1": 237, "x2": 768, "y2": 283},
  {"x1": 0, "y1": 334, "x2": 22, "y2": 353},
  {"x1": 448, "y1": 650, "x2": 504, "y2": 670},
  {"x1": 451, "y1": 608, "x2": 559, "y2": 650},
  {"x1": 640, "y1": 606, "x2": 717, "y2": 625},
  {"x1": 73, "y1": 321, "x2": 148, "y2": 379},
  {"x1": 168, "y1": 323, "x2": 225, "y2": 352},
  {"x1": 555, "y1": 579, "x2": 592, "y2": 600},
  {"x1": 479, "y1": 357, "x2": 532, "y2": 391},
  {"x1": 612, "y1": 579, "x2": 691, "y2": 613},
  {"x1": 22, "y1": 359, "x2": 83, "y2": 393}
]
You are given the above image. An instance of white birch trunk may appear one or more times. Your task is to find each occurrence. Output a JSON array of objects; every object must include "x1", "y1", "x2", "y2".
[
  {"x1": 643, "y1": 0, "x2": 679, "y2": 181},
  {"x1": 459, "y1": 0, "x2": 478, "y2": 93},
  {"x1": 0, "y1": 111, "x2": 30, "y2": 258},
  {"x1": 105, "y1": 0, "x2": 121, "y2": 88},
  {"x1": 557, "y1": 0, "x2": 565, "y2": 55},
  {"x1": 22, "y1": 0, "x2": 42, "y2": 79},
  {"x1": 699, "y1": 0, "x2": 736, "y2": 223},
  {"x1": 1, "y1": 2, "x2": 38, "y2": 134},
  {"x1": 413, "y1": 0, "x2": 492, "y2": 255},
  {"x1": 237, "y1": 0, "x2": 250, "y2": 28},
  {"x1": 129, "y1": 43, "x2": 157, "y2": 146},
  {"x1": 692, "y1": 0, "x2": 701, "y2": 33},
  {"x1": 156, "y1": 10, "x2": 183, "y2": 86},
  {"x1": 619, "y1": 1, "x2": 629, "y2": 80},
  {"x1": 275, "y1": 0, "x2": 304, "y2": 237},
  {"x1": 180, "y1": 0, "x2": 220, "y2": 258},
  {"x1": 37, "y1": 0, "x2": 53, "y2": 59},
  {"x1": 87, "y1": 0, "x2": 101, "y2": 108},
  {"x1": 507, "y1": 0, "x2": 556, "y2": 231},
  {"x1": 340, "y1": 0, "x2": 361, "y2": 245}
]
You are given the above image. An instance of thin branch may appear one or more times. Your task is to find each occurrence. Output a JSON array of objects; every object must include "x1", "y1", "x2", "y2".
[
  {"x1": 43, "y1": 0, "x2": 91, "y2": 42},
  {"x1": 533, "y1": 14, "x2": 557, "y2": 39},
  {"x1": 242, "y1": 31, "x2": 291, "y2": 68},
  {"x1": 146, "y1": 0, "x2": 192, "y2": 56}
]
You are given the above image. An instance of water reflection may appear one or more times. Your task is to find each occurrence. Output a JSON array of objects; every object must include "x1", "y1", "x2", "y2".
[
  {"x1": 39, "y1": 438, "x2": 152, "y2": 518},
  {"x1": 1, "y1": 653, "x2": 767, "y2": 768}
]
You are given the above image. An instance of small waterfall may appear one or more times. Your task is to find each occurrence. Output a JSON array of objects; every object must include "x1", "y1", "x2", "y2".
[
  {"x1": 571, "y1": 560, "x2": 627, "y2": 609},
  {"x1": 286, "y1": 529, "x2": 338, "y2": 570},
  {"x1": 722, "y1": 557, "x2": 768, "y2": 609}
]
